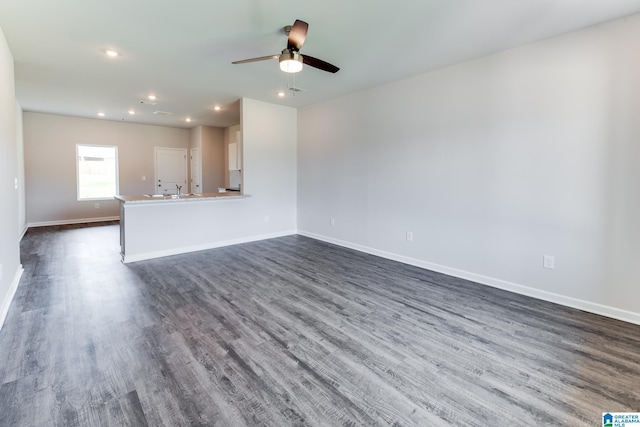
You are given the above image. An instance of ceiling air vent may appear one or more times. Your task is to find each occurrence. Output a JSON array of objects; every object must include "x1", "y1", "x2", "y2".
[
  {"x1": 139, "y1": 100, "x2": 157, "y2": 105},
  {"x1": 152, "y1": 111, "x2": 173, "y2": 116}
]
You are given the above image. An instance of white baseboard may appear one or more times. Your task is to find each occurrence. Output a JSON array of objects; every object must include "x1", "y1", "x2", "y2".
[
  {"x1": 123, "y1": 229, "x2": 298, "y2": 263},
  {"x1": 0, "y1": 265, "x2": 24, "y2": 332},
  {"x1": 297, "y1": 230, "x2": 640, "y2": 326},
  {"x1": 19, "y1": 224, "x2": 28, "y2": 241},
  {"x1": 27, "y1": 216, "x2": 120, "y2": 228}
]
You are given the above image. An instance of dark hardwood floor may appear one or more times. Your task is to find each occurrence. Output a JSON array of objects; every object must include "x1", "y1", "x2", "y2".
[{"x1": 1, "y1": 223, "x2": 639, "y2": 426}]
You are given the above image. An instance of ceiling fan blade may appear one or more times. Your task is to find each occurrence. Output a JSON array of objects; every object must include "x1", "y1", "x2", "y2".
[
  {"x1": 232, "y1": 55, "x2": 279, "y2": 64},
  {"x1": 302, "y1": 55, "x2": 340, "y2": 73},
  {"x1": 287, "y1": 19, "x2": 308, "y2": 51}
]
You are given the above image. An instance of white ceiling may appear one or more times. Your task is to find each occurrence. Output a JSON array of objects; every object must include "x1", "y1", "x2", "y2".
[{"x1": 2, "y1": 0, "x2": 640, "y2": 129}]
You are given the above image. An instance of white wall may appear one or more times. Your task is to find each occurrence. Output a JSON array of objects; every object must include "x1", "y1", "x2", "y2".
[
  {"x1": 298, "y1": 14, "x2": 640, "y2": 323},
  {"x1": 242, "y1": 98, "x2": 297, "y2": 229},
  {"x1": 16, "y1": 102, "x2": 25, "y2": 237},
  {"x1": 23, "y1": 112, "x2": 190, "y2": 225},
  {"x1": 0, "y1": 26, "x2": 23, "y2": 330}
]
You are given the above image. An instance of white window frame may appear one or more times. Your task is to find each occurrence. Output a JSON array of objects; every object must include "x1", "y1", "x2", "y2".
[{"x1": 76, "y1": 144, "x2": 119, "y2": 201}]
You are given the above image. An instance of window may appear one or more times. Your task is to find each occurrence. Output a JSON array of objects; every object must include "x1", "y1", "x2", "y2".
[{"x1": 76, "y1": 144, "x2": 118, "y2": 200}]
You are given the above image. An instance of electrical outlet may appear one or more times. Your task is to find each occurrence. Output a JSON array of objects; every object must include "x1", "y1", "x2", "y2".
[
  {"x1": 264, "y1": 215, "x2": 270, "y2": 223},
  {"x1": 330, "y1": 217, "x2": 335, "y2": 226},
  {"x1": 142, "y1": 175, "x2": 146, "y2": 181},
  {"x1": 94, "y1": 203, "x2": 100, "y2": 209},
  {"x1": 406, "y1": 231, "x2": 413, "y2": 242},
  {"x1": 543, "y1": 255, "x2": 555, "y2": 269},
  {"x1": 14, "y1": 177, "x2": 18, "y2": 190}
]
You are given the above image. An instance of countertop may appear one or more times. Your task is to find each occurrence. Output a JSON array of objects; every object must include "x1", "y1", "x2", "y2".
[{"x1": 115, "y1": 192, "x2": 248, "y2": 204}]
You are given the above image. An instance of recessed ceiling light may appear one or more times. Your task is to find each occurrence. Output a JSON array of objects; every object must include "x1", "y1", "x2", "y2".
[
  {"x1": 97, "y1": 112, "x2": 105, "y2": 117},
  {"x1": 147, "y1": 94, "x2": 156, "y2": 101},
  {"x1": 104, "y1": 49, "x2": 120, "y2": 58},
  {"x1": 214, "y1": 106, "x2": 221, "y2": 111},
  {"x1": 128, "y1": 110, "x2": 135, "y2": 115},
  {"x1": 185, "y1": 117, "x2": 192, "y2": 122},
  {"x1": 277, "y1": 91, "x2": 285, "y2": 97}
]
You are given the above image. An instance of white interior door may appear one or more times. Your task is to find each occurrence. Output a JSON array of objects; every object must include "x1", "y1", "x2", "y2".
[
  {"x1": 190, "y1": 147, "x2": 201, "y2": 193},
  {"x1": 155, "y1": 147, "x2": 187, "y2": 195}
]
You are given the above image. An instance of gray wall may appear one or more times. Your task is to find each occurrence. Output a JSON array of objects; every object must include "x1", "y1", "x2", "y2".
[
  {"x1": 0, "y1": 26, "x2": 23, "y2": 328},
  {"x1": 297, "y1": 14, "x2": 640, "y2": 323},
  {"x1": 23, "y1": 112, "x2": 190, "y2": 225}
]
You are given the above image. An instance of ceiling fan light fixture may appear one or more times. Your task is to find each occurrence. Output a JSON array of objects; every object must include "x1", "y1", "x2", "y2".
[{"x1": 279, "y1": 50, "x2": 303, "y2": 73}]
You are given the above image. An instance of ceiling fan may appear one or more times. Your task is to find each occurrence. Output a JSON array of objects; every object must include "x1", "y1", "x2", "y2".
[{"x1": 232, "y1": 19, "x2": 339, "y2": 74}]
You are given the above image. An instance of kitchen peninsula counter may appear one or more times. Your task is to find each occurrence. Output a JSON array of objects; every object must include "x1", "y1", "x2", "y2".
[
  {"x1": 116, "y1": 192, "x2": 252, "y2": 263},
  {"x1": 115, "y1": 192, "x2": 247, "y2": 204}
]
